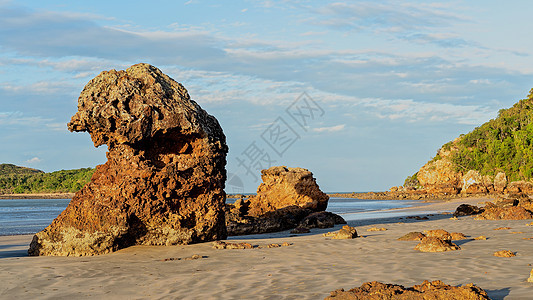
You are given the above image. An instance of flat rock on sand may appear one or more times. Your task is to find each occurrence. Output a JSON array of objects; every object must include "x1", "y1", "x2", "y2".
[{"x1": 326, "y1": 280, "x2": 490, "y2": 299}]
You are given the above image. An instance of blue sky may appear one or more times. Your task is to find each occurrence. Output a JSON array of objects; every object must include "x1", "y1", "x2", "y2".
[{"x1": 1, "y1": 0, "x2": 533, "y2": 192}]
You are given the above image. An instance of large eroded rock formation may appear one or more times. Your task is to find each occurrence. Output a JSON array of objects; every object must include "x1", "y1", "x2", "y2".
[{"x1": 29, "y1": 63, "x2": 228, "y2": 256}]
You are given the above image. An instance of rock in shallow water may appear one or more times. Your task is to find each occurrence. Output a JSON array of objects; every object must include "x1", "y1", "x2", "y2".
[{"x1": 29, "y1": 64, "x2": 228, "y2": 256}]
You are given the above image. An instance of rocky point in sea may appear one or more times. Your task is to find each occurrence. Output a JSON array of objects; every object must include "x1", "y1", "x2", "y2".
[{"x1": 28, "y1": 63, "x2": 228, "y2": 256}]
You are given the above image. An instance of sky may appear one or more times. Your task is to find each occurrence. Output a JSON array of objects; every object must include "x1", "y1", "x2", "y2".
[{"x1": 1, "y1": 0, "x2": 533, "y2": 193}]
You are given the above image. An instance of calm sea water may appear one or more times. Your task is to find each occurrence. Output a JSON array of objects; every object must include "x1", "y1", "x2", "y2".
[{"x1": 0, "y1": 197, "x2": 418, "y2": 236}]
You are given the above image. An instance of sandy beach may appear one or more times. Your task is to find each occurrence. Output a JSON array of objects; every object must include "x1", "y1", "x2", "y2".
[{"x1": 1, "y1": 197, "x2": 532, "y2": 299}]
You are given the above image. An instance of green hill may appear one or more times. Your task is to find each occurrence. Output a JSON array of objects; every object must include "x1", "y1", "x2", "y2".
[
  {"x1": 410, "y1": 88, "x2": 533, "y2": 185},
  {"x1": 0, "y1": 164, "x2": 43, "y2": 175},
  {"x1": 0, "y1": 164, "x2": 95, "y2": 194}
]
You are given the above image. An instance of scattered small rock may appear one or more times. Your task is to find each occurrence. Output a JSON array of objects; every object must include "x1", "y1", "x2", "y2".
[
  {"x1": 161, "y1": 254, "x2": 206, "y2": 261},
  {"x1": 474, "y1": 236, "x2": 487, "y2": 240},
  {"x1": 323, "y1": 225, "x2": 358, "y2": 239},
  {"x1": 511, "y1": 231, "x2": 524, "y2": 234},
  {"x1": 450, "y1": 216, "x2": 458, "y2": 220},
  {"x1": 407, "y1": 216, "x2": 429, "y2": 220},
  {"x1": 161, "y1": 257, "x2": 181, "y2": 261},
  {"x1": 366, "y1": 227, "x2": 387, "y2": 232},
  {"x1": 528, "y1": 269, "x2": 533, "y2": 283},
  {"x1": 397, "y1": 232, "x2": 426, "y2": 241},
  {"x1": 526, "y1": 222, "x2": 533, "y2": 226},
  {"x1": 212, "y1": 241, "x2": 254, "y2": 249},
  {"x1": 493, "y1": 227, "x2": 511, "y2": 230},
  {"x1": 414, "y1": 237, "x2": 460, "y2": 252},
  {"x1": 493, "y1": 250, "x2": 516, "y2": 257},
  {"x1": 290, "y1": 227, "x2": 311, "y2": 234}
]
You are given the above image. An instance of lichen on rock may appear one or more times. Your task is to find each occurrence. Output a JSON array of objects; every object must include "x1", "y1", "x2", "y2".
[{"x1": 29, "y1": 63, "x2": 228, "y2": 256}]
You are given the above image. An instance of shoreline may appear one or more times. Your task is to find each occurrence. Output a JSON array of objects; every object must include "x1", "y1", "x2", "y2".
[
  {"x1": 0, "y1": 192, "x2": 75, "y2": 199},
  {"x1": 1, "y1": 195, "x2": 531, "y2": 299}
]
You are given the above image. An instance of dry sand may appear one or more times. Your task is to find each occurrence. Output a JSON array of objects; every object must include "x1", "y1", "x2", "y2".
[{"x1": 1, "y1": 197, "x2": 532, "y2": 299}]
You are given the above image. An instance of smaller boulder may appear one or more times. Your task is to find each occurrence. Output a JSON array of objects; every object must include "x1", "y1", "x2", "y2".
[
  {"x1": 298, "y1": 211, "x2": 346, "y2": 229},
  {"x1": 414, "y1": 237, "x2": 460, "y2": 252},
  {"x1": 528, "y1": 269, "x2": 533, "y2": 283}
]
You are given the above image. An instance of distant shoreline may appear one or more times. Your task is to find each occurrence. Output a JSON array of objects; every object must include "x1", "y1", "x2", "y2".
[{"x1": 0, "y1": 193, "x2": 75, "y2": 199}]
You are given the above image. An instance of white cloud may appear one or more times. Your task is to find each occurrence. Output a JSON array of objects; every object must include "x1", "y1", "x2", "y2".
[
  {"x1": 25, "y1": 157, "x2": 41, "y2": 164},
  {"x1": 313, "y1": 124, "x2": 345, "y2": 133}
]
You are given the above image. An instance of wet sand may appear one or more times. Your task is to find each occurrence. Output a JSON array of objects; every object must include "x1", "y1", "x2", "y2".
[{"x1": 1, "y1": 197, "x2": 532, "y2": 299}]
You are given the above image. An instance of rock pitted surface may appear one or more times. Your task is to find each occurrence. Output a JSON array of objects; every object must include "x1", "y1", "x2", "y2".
[
  {"x1": 246, "y1": 166, "x2": 329, "y2": 217},
  {"x1": 29, "y1": 63, "x2": 228, "y2": 256},
  {"x1": 326, "y1": 280, "x2": 490, "y2": 299}
]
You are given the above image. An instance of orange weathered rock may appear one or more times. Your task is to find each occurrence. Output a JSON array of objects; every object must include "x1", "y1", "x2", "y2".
[
  {"x1": 528, "y1": 269, "x2": 533, "y2": 283},
  {"x1": 246, "y1": 166, "x2": 329, "y2": 217},
  {"x1": 417, "y1": 157, "x2": 461, "y2": 195},
  {"x1": 29, "y1": 64, "x2": 228, "y2": 256},
  {"x1": 326, "y1": 280, "x2": 490, "y2": 299}
]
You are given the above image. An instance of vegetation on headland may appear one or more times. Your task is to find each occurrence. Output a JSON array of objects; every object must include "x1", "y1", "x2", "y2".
[
  {"x1": 409, "y1": 89, "x2": 533, "y2": 184},
  {"x1": 0, "y1": 164, "x2": 94, "y2": 194}
]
